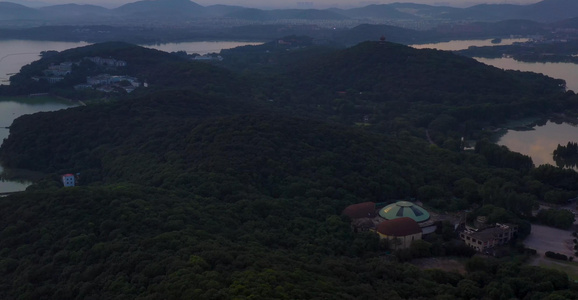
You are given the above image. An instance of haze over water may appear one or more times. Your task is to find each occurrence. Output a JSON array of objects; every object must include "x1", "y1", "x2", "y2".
[{"x1": 0, "y1": 40, "x2": 91, "y2": 85}]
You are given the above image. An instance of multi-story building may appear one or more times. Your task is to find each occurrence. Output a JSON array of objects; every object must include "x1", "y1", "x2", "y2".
[{"x1": 460, "y1": 223, "x2": 518, "y2": 252}]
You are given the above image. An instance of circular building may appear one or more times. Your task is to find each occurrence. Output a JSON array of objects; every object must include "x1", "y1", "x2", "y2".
[
  {"x1": 379, "y1": 201, "x2": 429, "y2": 223},
  {"x1": 376, "y1": 217, "x2": 422, "y2": 249},
  {"x1": 342, "y1": 202, "x2": 376, "y2": 219}
]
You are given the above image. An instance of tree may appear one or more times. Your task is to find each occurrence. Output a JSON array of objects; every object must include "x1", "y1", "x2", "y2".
[{"x1": 536, "y1": 209, "x2": 575, "y2": 229}]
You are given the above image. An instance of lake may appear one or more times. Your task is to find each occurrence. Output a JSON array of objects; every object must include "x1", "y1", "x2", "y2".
[
  {"x1": 497, "y1": 121, "x2": 578, "y2": 168},
  {"x1": 476, "y1": 57, "x2": 578, "y2": 92},
  {"x1": 0, "y1": 97, "x2": 75, "y2": 193},
  {"x1": 411, "y1": 38, "x2": 529, "y2": 51},
  {"x1": 0, "y1": 39, "x2": 263, "y2": 192},
  {"x1": 412, "y1": 38, "x2": 578, "y2": 168},
  {"x1": 0, "y1": 40, "x2": 91, "y2": 85},
  {"x1": 412, "y1": 39, "x2": 578, "y2": 93},
  {"x1": 475, "y1": 54, "x2": 578, "y2": 167},
  {"x1": 144, "y1": 41, "x2": 263, "y2": 55},
  {"x1": 413, "y1": 39, "x2": 578, "y2": 166}
]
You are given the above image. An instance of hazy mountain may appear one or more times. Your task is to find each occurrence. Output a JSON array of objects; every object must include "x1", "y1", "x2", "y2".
[
  {"x1": 39, "y1": 4, "x2": 111, "y2": 21},
  {"x1": 204, "y1": 4, "x2": 245, "y2": 17},
  {"x1": 387, "y1": 3, "x2": 460, "y2": 18},
  {"x1": 1, "y1": 0, "x2": 578, "y2": 28},
  {"x1": 332, "y1": 5, "x2": 419, "y2": 20},
  {"x1": 224, "y1": 8, "x2": 268, "y2": 21},
  {"x1": 450, "y1": 4, "x2": 522, "y2": 21},
  {"x1": 1, "y1": 0, "x2": 47, "y2": 8},
  {"x1": 444, "y1": 0, "x2": 578, "y2": 22},
  {"x1": 0, "y1": 2, "x2": 41, "y2": 20},
  {"x1": 114, "y1": 0, "x2": 206, "y2": 19},
  {"x1": 227, "y1": 8, "x2": 348, "y2": 21},
  {"x1": 337, "y1": 0, "x2": 578, "y2": 23},
  {"x1": 523, "y1": 0, "x2": 578, "y2": 22}
]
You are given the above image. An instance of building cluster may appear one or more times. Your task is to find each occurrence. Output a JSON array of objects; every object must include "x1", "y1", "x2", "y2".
[
  {"x1": 32, "y1": 61, "x2": 77, "y2": 83},
  {"x1": 193, "y1": 55, "x2": 223, "y2": 61},
  {"x1": 85, "y1": 56, "x2": 127, "y2": 67},
  {"x1": 343, "y1": 201, "x2": 432, "y2": 249},
  {"x1": 343, "y1": 201, "x2": 518, "y2": 253},
  {"x1": 32, "y1": 56, "x2": 141, "y2": 93},
  {"x1": 77, "y1": 74, "x2": 141, "y2": 93}
]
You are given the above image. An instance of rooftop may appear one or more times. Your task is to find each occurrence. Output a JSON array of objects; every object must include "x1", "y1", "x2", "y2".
[
  {"x1": 376, "y1": 217, "x2": 422, "y2": 237},
  {"x1": 342, "y1": 202, "x2": 376, "y2": 219},
  {"x1": 379, "y1": 201, "x2": 430, "y2": 223}
]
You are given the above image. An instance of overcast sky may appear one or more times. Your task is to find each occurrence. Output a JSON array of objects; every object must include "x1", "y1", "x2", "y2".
[{"x1": 20, "y1": 0, "x2": 544, "y2": 9}]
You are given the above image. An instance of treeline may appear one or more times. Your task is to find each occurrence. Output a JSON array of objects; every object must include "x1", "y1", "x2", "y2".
[
  {"x1": 224, "y1": 41, "x2": 575, "y2": 139},
  {"x1": 554, "y1": 141, "x2": 578, "y2": 168},
  {"x1": 1, "y1": 40, "x2": 578, "y2": 298},
  {"x1": 1, "y1": 185, "x2": 576, "y2": 299}
]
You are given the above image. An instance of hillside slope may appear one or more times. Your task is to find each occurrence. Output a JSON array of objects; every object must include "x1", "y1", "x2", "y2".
[{"x1": 1, "y1": 40, "x2": 578, "y2": 299}]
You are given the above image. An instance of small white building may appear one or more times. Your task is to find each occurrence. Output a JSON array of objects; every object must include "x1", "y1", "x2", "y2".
[{"x1": 62, "y1": 174, "x2": 75, "y2": 187}]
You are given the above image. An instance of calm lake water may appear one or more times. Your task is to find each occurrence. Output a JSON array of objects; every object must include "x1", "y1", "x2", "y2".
[
  {"x1": 497, "y1": 121, "x2": 578, "y2": 167},
  {"x1": 476, "y1": 55, "x2": 578, "y2": 167},
  {"x1": 144, "y1": 41, "x2": 263, "y2": 55},
  {"x1": 476, "y1": 57, "x2": 578, "y2": 92},
  {"x1": 0, "y1": 39, "x2": 263, "y2": 192},
  {"x1": 411, "y1": 38, "x2": 529, "y2": 51},
  {"x1": 0, "y1": 40, "x2": 91, "y2": 85},
  {"x1": 412, "y1": 39, "x2": 578, "y2": 93},
  {"x1": 0, "y1": 98, "x2": 75, "y2": 192},
  {"x1": 412, "y1": 39, "x2": 578, "y2": 168}
]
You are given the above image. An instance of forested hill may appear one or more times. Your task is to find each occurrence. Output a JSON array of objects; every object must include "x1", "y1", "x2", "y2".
[
  {"x1": 2, "y1": 41, "x2": 578, "y2": 299},
  {"x1": 6, "y1": 42, "x2": 245, "y2": 97},
  {"x1": 234, "y1": 40, "x2": 572, "y2": 136},
  {"x1": 294, "y1": 41, "x2": 563, "y2": 97}
]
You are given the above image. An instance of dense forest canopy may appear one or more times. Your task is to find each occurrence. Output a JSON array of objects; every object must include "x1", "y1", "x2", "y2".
[{"x1": 1, "y1": 40, "x2": 578, "y2": 299}]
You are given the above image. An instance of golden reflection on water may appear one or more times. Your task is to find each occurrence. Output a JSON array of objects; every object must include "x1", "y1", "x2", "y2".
[
  {"x1": 497, "y1": 121, "x2": 578, "y2": 167},
  {"x1": 410, "y1": 38, "x2": 529, "y2": 51}
]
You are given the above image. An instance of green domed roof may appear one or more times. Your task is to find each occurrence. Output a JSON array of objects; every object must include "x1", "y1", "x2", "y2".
[{"x1": 379, "y1": 201, "x2": 429, "y2": 223}]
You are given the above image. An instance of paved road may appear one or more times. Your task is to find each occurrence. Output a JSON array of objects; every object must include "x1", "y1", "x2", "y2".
[{"x1": 525, "y1": 224, "x2": 574, "y2": 257}]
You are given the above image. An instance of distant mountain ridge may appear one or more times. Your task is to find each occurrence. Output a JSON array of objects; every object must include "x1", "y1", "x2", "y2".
[
  {"x1": 0, "y1": 2, "x2": 40, "y2": 20},
  {"x1": 0, "y1": 0, "x2": 577, "y2": 25}
]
